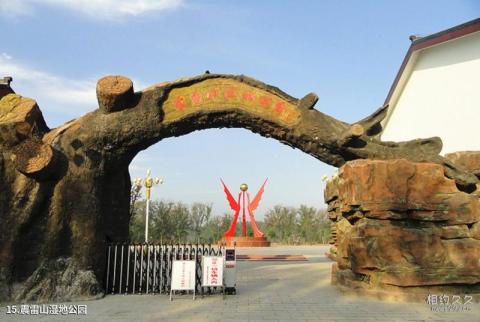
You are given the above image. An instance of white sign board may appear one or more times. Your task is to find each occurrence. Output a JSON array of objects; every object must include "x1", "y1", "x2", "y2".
[
  {"x1": 202, "y1": 256, "x2": 224, "y2": 287},
  {"x1": 171, "y1": 260, "x2": 196, "y2": 291}
]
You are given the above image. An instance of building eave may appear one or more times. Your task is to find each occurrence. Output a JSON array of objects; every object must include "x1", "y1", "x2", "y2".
[
  {"x1": 384, "y1": 18, "x2": 480, "y2": 107},
  {"x1": 380, "y1": 18, "x2": 480, "y2": 137}
]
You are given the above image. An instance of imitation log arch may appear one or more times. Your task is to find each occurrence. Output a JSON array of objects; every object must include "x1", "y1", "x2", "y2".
[{"x1": 0, "y1": 73, "x2": 477, "y2": 302}]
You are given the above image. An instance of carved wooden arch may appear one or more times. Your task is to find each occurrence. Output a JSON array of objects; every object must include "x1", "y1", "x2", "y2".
[{"x1": 0, "y1": 74, "x2": 477, "y2": 302}]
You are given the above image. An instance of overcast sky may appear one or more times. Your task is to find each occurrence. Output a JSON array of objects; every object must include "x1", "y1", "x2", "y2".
[{"x1": 1, "y1": 1, "x2": 478, "y2": 219}]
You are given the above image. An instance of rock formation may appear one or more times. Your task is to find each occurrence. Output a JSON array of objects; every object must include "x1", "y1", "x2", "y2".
[
  {"x1": 1, "y1": 74, "x2": 478, "y2": 302},
  {"x1": 326, "y1": 159, "x2": 480, "y2": 299},
  {"x1": 445, "y1": 151, "x2": 480, "y2": 180}
]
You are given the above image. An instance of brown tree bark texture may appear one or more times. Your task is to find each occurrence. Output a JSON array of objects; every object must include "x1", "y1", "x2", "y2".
[{"x1": 0, "y1": 74, "x2": 477, "y2": 301}]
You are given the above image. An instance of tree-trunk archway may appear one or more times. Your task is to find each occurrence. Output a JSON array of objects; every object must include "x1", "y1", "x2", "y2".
[{"x1": 0, "y1": 74, "x2": 477, "y2": 301}]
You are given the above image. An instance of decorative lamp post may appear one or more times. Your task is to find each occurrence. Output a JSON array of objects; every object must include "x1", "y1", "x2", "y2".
[{"x1": 134, "y1": 170, "x2": 163, "y2": 243}]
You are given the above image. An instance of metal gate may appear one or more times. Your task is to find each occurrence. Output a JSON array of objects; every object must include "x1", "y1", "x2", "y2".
[{"x1": 104, "y1": 243, "x2": 225, "y2": 295}]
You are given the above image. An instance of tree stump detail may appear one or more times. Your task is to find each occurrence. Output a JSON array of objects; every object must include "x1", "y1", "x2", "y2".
[{"x1": 96, "y1": 75, "x2": 134, "y2": 113}]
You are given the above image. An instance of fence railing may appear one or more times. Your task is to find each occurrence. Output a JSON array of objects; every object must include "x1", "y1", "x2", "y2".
[{"x1": 104, "y1": 243, "x2": 225, "y2": 295}]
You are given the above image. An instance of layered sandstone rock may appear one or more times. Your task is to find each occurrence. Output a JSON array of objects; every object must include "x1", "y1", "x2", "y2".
[
  {"x1": 445, "y1": 151, "x2": 480, "y2": 178},
  {"x1": 326, "y1": 159, "x2": 480, "y2": 299}
]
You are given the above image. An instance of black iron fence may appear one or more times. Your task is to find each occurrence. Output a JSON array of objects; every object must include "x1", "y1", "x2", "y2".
[{"x1": 104, "y1": 243, "x2": 225, "y2": 295}]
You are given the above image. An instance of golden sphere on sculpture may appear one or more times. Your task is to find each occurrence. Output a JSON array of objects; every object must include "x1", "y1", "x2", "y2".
[{"x1": 240, "y1": 183, "x2": 248, "y2": 191}]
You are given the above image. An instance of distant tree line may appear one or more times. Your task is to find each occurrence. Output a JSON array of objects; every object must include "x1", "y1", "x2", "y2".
[
  {"x1": 263, "y1": 205, "x2": 331, "y2": 244},
  {"x1": 129, "y1": 189, "x2": 330, "y2": 244},
  {"x1": 129, "y1": 199, "x2": 232, "y2": 243}
]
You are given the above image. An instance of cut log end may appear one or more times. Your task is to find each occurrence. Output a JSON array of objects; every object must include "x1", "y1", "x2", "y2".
[
  {"x1": 0, "y1": 94, "x2": 49, "y2": 147},
  {"x1": 350, "y1": 124, "x2": 365, "y2": 137},
  {"x1": 96, "y1": 75, "x2": 134, "y2": 113},
  {"x1": 298, "y1": 92, "x2": 319, "y2": 110},
  {"x1": 338, "y1": 124, "x2": 365, "y2": 147},
  {"x1": 10, "y1": 139, "x2": 55, "y2": 179}
]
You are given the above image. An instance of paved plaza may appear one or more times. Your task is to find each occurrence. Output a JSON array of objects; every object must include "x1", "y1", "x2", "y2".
[{"x1": 1, "y1": 245, "x2": 478, "y2": 322}]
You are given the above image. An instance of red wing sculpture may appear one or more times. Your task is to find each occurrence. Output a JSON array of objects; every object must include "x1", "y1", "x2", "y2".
[
  {"x1": 221, "y1": 179, "x2": 239, "y2": 211},
  {"x1": 221, "y1": 179, "x2": 267, "y2": 238},
  {"x1": 221, "y1": 179, "x2": 241, "y2": 237},
  {"x1": 249, "y1": 178, "x2": 268, "y2": 212}
]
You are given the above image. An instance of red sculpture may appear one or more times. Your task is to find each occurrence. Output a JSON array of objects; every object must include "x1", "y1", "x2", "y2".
[{"x1": 221, "y1": 179, "x2": 267, "y2": 238}]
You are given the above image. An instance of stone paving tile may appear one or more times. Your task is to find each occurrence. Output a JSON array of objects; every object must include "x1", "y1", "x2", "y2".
[{"x1": 1, "y1": 246, "x2": 479, "y2": 322}]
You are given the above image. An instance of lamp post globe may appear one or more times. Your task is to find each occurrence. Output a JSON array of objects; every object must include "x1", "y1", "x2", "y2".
[{"x1": 138, "y1": 169, "x2": 163, "y2": 243}]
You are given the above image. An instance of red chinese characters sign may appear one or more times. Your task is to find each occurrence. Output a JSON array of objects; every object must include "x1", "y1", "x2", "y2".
[
  {"x1": 171, "y1": 260, "x2": 196, "y2": 291},
  {"x1": 202, "y1": 256, "x2": 224, "y2": 287},
  {"x1": 163, "y1": 78, "x2": 300, "y2": 126}
]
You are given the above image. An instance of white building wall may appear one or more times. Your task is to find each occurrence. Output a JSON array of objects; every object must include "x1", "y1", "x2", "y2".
[{"x1": 381, "y1": 32, "x2": 480, "y2": 154}]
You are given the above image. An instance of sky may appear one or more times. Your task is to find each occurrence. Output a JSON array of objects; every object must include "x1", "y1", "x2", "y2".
[{"x1": 1, "y1": 1, "x2": 478, "y2": 219}]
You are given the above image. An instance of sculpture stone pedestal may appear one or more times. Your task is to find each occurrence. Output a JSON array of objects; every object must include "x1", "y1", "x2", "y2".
[{"x1": 219, "y1": 236, "x2": 271, "y2": 247}]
